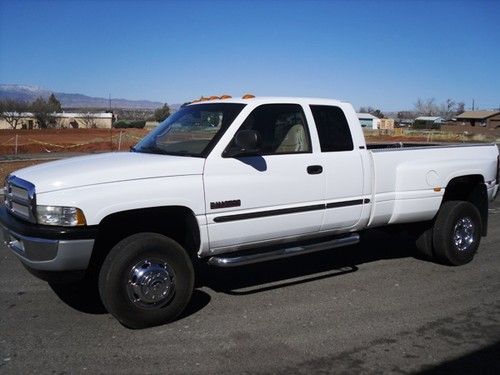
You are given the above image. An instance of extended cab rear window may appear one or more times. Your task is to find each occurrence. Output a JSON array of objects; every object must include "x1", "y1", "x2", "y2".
[{"x1": 310, "y1": 105, "x2": 354, "y2": 152}]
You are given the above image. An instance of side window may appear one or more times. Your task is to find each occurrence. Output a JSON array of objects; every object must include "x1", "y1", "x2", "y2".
[
  {"x1": 228, "y1": 104, "x2": 311, "y2": 155},
  {"x1": 310, "y1": 105, "x2": 354, "y2": 152}
]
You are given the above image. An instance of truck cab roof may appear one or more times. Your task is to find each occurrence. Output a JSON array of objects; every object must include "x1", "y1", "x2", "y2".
[{"x1": 187, "y1": 96, "x2": 347, "y2": 107}]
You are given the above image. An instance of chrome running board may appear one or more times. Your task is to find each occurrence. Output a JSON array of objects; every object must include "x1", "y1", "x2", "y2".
[{"x1": 207, "y1": 233, "x2": 360, "y2": 268}]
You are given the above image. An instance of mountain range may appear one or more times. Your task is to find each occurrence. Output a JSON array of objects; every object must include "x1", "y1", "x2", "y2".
[{"x1": 0, "y1": 84, "x2": 164, "y2": 109}]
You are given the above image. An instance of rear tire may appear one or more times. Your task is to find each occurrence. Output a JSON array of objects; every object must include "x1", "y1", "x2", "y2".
[
  {"x1": 432, "y1": 201, "x2": 482, "y2": 266},
  {"x1": 99, "y1": 233, "x2": 194, "y2": 329},
  {"x1": 413, "y1": 222, "x2": 435, "y2": 260}
]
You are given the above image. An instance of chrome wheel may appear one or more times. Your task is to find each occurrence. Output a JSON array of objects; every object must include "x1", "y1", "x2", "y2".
[
  {"x1": 453, "y1": 217, "x2": 475, "y2": 252},
  {"x1": 126, "y1": 258, "x2": 175, "y2": 309}
]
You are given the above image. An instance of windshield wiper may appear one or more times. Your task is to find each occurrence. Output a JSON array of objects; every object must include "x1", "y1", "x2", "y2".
[
  {"x1": 135, "y1": 145, "x2": 195, "y2": 156},
  {"x1": 135, "y1": 145, "x2": 170, "y2": 155},
  {"x1": 162, "y1": 150, "x2": 194, "y2": 156}
]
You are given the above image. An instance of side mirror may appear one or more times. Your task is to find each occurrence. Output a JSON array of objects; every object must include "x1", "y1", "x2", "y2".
[{"x1": 224, "y1": 130, "x2": 262, "y2": 157}]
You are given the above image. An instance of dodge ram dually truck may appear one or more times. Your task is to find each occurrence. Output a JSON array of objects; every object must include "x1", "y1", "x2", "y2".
[{"x1": 2, "y1": 97, "x2": 499, "y2": 328}]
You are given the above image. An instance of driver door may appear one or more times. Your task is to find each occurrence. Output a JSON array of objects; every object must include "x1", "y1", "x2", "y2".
[{"x1": 203, "y1": 103, "x2": 326, "y2": 252}]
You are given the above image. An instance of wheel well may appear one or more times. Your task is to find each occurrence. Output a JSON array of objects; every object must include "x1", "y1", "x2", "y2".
[
  {"x1": 442, "y1": 175, "x2": 488, "y2": 236},
  {"x1": 87, "y1": 206, "x2": 200, "y2": 276}
]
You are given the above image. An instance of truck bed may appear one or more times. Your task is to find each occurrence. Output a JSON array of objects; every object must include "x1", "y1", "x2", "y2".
[{"x1": 366, "y1": 142, "x2": 499, "y2": 228}]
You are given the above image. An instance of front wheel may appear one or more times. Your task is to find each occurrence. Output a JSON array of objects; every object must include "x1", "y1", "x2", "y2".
[
  {"x1": 99, "y1": 233, "x2": 194, "y2": 329},
  {"x1": 432, "y1": 201, "x2": 482, "y2": 266}
]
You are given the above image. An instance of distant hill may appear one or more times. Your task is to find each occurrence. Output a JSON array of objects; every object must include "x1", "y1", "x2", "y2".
[{"x1": 0, "y1": 84, "x2": 165, "y2": 109}]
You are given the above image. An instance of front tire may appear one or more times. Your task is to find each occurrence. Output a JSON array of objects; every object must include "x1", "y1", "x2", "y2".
[
  {"x1": 99, "y1": 233, "x2": 194, "y2": 329},
  {"x1": 432, "y1": 201, "x2": 482, "y2": 266}
]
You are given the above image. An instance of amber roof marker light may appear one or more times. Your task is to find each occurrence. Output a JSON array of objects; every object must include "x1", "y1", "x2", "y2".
[
  {"x1": 190, "y1": 94, "x2": 253, "y2": 103},
  {"x1": 190, "y1": 94, "x2": 233, "y2": 104}
]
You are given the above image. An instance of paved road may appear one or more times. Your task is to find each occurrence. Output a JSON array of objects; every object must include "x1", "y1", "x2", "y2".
[{"x1": 1, "y1": 201, "x2": 499, "y2": 374}]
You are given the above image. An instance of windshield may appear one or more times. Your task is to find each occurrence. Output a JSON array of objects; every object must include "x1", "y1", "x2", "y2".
[{"x1": 133, "y1": 103, "x2": 246, "y2": 157}]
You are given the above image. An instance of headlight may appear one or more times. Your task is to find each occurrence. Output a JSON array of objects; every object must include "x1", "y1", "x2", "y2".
[{"x1": 36, "y1": 205, "x2": 87, "y2": 226}]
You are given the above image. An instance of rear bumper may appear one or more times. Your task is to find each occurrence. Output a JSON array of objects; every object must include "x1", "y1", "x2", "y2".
[{"x1": 0, "y1": 207, "x2": 97, "y2": 272}]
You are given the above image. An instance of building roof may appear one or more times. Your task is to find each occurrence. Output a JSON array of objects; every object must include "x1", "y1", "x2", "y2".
[
  {"x1": 415, "y1": 116, "x2": 443, "y2": 122},
  {"x1": 56, "y1": 112, "x2": 114, "y2": 118},
  {"x1": 455, "y1": 111, "x2": 500, "y2": 120},
  {"x1": 357, "y1": 113, "x2": 379, "y2": 119}
]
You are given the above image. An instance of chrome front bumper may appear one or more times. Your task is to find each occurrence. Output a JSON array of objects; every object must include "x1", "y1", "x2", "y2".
[{"x1": 2, "y1": 225, "x2": 94, "y2": 271}]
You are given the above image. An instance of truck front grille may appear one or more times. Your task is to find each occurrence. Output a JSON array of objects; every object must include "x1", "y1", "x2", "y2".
[{"x1": 3, "y1": 176, "x2": 37, "y2": 223}]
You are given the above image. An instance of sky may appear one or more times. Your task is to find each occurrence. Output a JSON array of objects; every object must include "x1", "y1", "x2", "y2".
[{"x1": 0, "y1": 0, "x2": 499, "y2": 111}]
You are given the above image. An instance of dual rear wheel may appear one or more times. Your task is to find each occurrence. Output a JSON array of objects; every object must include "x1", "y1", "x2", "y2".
[{"x1": 415, "y1": 200, "x2": 482, "y2": 266}]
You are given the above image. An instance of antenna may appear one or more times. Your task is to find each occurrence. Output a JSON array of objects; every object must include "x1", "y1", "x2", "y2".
[{"x1": 109, "y1": 94, "x2": 111, "y2": 111}]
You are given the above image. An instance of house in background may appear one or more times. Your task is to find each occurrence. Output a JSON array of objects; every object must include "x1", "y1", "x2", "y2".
[
  {"x1": 357, "y1": 113, "x2": 380, "y2": 129},
  {"x1": 0, "y1": 112, "x2": 115, "y2": 129},
  {"x1": 455, "y1": 111, "x2": 500, "y2": 128},
  {"x1": 379, "y1": 118, "x2": 395, "y2": 130}
]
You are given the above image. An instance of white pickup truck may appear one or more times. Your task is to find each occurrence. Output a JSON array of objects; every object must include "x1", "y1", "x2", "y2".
[{"x1": 2, "y1": 97, "x2": 499, "y2": 328}]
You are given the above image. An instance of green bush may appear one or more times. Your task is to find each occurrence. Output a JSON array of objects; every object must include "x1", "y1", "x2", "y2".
[{"x1": 113, "y1": 120, "x2": 146, "y2": 129}]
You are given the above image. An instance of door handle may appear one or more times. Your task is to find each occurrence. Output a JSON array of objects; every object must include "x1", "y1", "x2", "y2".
[{"x1": 307, "y1": 165, "x2": 323, "y2": 175}]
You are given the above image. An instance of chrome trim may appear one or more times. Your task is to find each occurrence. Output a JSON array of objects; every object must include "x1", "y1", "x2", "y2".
[
  {"x1": 207, "y1": 233, "x2": 360, "y2": 267},
  {"x1": 126, "y1": 258, "x2": 176, "y2": 310},
  {"x1": 4, "y1": 175, "x2": 37, "y2": 223},
  {"x1": 205, "y1": 226, "x2": 360, "y2": 256},
  {"x1": 453, "y1": 217, "x2": 475, "y2": 252}
]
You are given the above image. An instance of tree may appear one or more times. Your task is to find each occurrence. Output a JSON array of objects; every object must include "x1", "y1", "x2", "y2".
[
  {"x1": 397, "y1": 111, "x2": 416, "y2": 120},
  {"x1": 154, "y1": 103, "x2": 171, "y2": 122},
  {"x1": 48, "y1": 93, "x2": 62, "y2": 113},
  {"x1": 0, "y1": 99, "x2": 29, "y2": 129},
  {"x1": 414, "y1": 98, "x2": 467, "y2": 119},
  {"x1": 30, "y1": 97, "x2": 52, "y2": 128},
  {"x1": 30, "y1": 95, "x2": 65, "y2": 128},
  {"x1": 359, "y1": 106, "x2": 384, "y2": 118},
  {"x1": 414, "y1": 98, "x2": 439, "y2": 116}
]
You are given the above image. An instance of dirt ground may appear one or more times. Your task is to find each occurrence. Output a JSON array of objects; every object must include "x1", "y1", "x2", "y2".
[{"x1": 0, "y1": 128, "x2": 148, "y2": 155}]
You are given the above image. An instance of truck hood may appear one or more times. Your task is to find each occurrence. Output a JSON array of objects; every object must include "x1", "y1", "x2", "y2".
[{"x1": 12, "y1": 152, "x2": 205, "y2": 194}]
